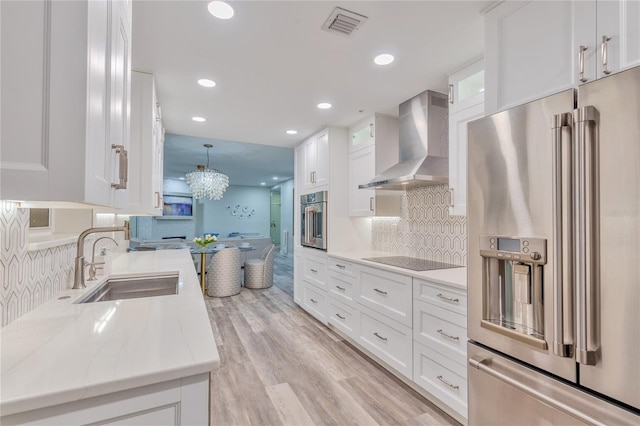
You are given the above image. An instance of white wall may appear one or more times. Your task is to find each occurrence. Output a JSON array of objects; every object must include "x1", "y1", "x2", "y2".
[{"x1": 196, "y1": 186, "x2": 270, "y2": 238}]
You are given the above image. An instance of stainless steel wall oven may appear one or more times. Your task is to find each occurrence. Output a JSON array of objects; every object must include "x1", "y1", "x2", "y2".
[{"x1": 300, "y1": 191, "x2": 327, "y2": 251}]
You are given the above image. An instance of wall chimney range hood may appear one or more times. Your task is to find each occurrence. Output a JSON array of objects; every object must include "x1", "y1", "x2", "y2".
[{"x1": 359, "y1": 90, "x2": 449, "y2": 190}]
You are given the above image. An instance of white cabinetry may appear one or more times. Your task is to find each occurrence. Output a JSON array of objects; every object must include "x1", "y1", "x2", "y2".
[
  {"x1": 347, "y1": 114, "x2": 401, "y2": 217},
  {"x1": 412, "y1": 279, "x2": 468, "y2": 419},
  {"x1": 1, "y1": 0, "x2": 132, "y2": 207},
  {"x1": 127, "y1": 71, "x2": 164, "y2": 215},
  {"x1": 296, "y1": 248, "x2": 328, "y2": 324},
  {"x1": 447, "y1": 58, "x2": 484, "y2": 216},
  {"x1": 300, "y1": 131, "x2": 329, "y2": 191},
  {"x1": 485, "y1": 0, "x2": 640, "y2": 114},
  {"x1": 327, "y1": 257, "x2": 359, "y2": 339}
]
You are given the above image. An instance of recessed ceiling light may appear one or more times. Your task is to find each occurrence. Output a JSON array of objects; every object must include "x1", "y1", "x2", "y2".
[
  {"x1": 286, "y1": 130, "x2": 298, "y2": 135},
  {"x1": 260, "y1": 182, "x2": 266, "y2": 186},
  {"x1": 198, "y1": 79, "x2": 216, "y2": 88},
  {"x1": 317, "y1": 102, "x2": 332, "y2": 109},
  {"x1": 272, "y1": 176, "x2": 278, "y2": 180},
  {"x1": 207, "y1": 1, "x2": 234, "y2": 19},
  {"x1": 192, "y1": 116, "x2": 206, "y2": 122},
  {"x1": 374, "y1": 53, "x2": 394, "y2": 65}
]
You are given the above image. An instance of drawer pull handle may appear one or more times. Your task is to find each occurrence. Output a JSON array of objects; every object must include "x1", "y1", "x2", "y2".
[
  {"x1": 310, "y1": 298, "x2": 318, "y2": 304},
  {"x1": 374, "y1": 288, "x2": 388, "y2": 295},
  {"x1": 437, "y1": 329, "x2": 460, "y2": 341},
  {"x1": 335, "y1": 285, "x2": 346, "y2": 291},
  {"x1": 335, "y1": 313, "x2": 346, "y2": 320},
  {"x1": 336, "y1": 264, "x2": 346, "y2": 269},
  {"x1": 437, "y1": 375, "x2": 459, "y2": 390},
  {"x1": 374, "y1": 332, "x2": 387, "y2": 341},
  {"x1": 437, "y1": 293, "x2": 459, "y2": 303},
  {"x1": 310, "y1": 268, "x2": 318, "y2": 273}
]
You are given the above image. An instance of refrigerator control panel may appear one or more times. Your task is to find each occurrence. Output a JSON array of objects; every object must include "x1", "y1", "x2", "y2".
[{"x1": 479, "y1": 235, "x2": 547, "y2": 265}]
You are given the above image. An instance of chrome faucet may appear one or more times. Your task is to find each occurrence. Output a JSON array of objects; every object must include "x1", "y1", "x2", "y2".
[
  {"x1": 87, "y1": 236, "x2": 118, "y2": 281},
  {"x1": 73, "y1": 221, "x2": 130, "y2": 290}
]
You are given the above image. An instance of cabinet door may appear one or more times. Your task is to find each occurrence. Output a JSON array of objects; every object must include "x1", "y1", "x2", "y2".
[
  {"x1": 108, "y1": 0, "x2": 132, "y2": 208},
  {"x1": 348, "y1": 145, "x2": 375, "y2": 216},
  {"x1": 448, "y1": 103, "x2": 484, "y2": 216},
  {"x1": 596, "y1": 0, "x2": 640, "y2": 78},
  {"x1": 348, "y1": 117, "x2": 375, "y2": 153},
  {"x1": 485, "y1": 0, "x2": 595, "y2": 113},
  {"x1": 302, "y1": 138, "x2": 316, "y2": 190},
  {"x1": 448, "y1": 57, "x2": 484, "y2": 114},
  {"x1": 314, "y1": 131, "x2": 329, "y2": 187}
]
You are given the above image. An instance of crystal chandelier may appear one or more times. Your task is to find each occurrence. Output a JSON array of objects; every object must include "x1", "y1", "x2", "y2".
[{"x1": 185, "y1": 144, "x2": 229, "y2": 200}]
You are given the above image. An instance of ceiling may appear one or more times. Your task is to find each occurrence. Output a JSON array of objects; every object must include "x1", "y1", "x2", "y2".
[{"x1": 132, "y1": 1, "x2": 489, "y2": 185}]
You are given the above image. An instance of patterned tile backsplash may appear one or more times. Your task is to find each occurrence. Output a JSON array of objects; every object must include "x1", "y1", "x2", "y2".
[{"x1": 371, "y1": 185, "x2": 467, "y2": 266}]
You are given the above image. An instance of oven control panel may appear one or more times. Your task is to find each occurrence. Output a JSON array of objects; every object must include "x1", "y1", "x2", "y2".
[{"x1": 479, "y1": 235, "x2": 546, "y2": 264}]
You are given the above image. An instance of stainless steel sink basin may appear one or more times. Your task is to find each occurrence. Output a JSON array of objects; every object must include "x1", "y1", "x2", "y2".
[{"x1": 77, "y1": 272, "x2": 179, "y2": 303}]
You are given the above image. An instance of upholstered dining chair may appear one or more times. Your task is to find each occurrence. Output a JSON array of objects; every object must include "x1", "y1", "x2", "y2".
[
  {"x1": 206, "y1": 247, "x2": 242, "y2": 297},
  {"x1": 244, "y1": 244, "x2": 275, "y2": 289}
]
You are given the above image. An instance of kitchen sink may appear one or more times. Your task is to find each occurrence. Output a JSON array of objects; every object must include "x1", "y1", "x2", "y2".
[{"x1": 77, "y1": 272, "x2": 180, "y2": 303}]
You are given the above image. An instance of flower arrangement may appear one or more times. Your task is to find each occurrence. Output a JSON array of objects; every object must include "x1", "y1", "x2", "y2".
[{"x1": 193, "y1": 234, "x2": 218, "y2": 249}]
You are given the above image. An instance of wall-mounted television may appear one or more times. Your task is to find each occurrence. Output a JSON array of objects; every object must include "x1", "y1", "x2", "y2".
[{"x1": 159, "y1": 193, "x2": 193, "y2": 219}]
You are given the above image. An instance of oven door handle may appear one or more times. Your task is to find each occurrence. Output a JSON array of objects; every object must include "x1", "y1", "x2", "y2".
[{"x1": 304, "y1": 206, "x2": 317, "y2": 245}]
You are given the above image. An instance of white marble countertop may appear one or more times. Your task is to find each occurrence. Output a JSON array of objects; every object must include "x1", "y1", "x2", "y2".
[
  {"x1": 0, "y1": 250, "x2": 219, "y2": 417},
  {"x1": 328, "y1": 250, "x2": 467, "y2": 290}
]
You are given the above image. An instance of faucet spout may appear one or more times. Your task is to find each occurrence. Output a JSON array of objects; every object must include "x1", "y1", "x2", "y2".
[{"x1": 73, "y1": 221, "x2": 130, "y2": 290}]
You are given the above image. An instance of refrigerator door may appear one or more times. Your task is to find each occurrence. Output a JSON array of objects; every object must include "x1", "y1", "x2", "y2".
[
  {"x1": 467, "y1": 90, "x2": 576, "y2": 381},
  {"x1": 576, "y1": 66, "x2": 640, "y2": 410},
  {"x1": 468, "y1": 343, "x2": 639, "y2": 425}
]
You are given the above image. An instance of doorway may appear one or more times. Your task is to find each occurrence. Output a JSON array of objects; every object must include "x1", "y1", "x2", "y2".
[{"x1": 270, "y1": 187, "x2": 281, "y2": 248}]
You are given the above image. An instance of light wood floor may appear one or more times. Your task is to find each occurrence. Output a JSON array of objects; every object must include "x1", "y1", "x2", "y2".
[{"x1": 205, "y1": 253, "x2": 459, "y2": 426}]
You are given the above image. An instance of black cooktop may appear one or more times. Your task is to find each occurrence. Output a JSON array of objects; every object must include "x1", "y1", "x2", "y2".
[{"x1": 362, "y1": 256, "x2": 463, "y2": 271}]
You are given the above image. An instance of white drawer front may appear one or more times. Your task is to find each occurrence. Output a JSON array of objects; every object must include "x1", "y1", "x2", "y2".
[
  {"x1": 328, "y1": 271, "x2": 355, "y2": 304},
  {"x1": 413, "y1": 279, "x2": 467, "y2": 316},
  {"x1": 413, "y1": 341, "x2": 467, "y2": 419},
  {"x1": 327, "y1": 298, "x2": 359, "y2": 339},
  {"x1": 358, "y1": 267, "x2": 412, "y2": 327},
  {"x1": 303, "y1": 255, "x2": 327, "y2": 291},
  {"x1": 327, "y1": 257, "x2": 357, "y2": 278},
  {"x1": 413, "y1": 299, "x2": 467, "y2": 367},
  {"x1": 358, "y1": 306, "x2": 412, "y2": 379},
  {"x1": 303, "y1": 283, "x2": 327, "y2": 324}
]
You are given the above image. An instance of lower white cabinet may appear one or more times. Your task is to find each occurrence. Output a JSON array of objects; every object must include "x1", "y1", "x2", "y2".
[
  {"x1": 328, "y1": 270, "x2": 355, "y2": 304},
  {"x1": 327, "y1": 297, "x2": 359, "y2": 338},
  {"x1": 358, "y1": 304, "x2": 413, "y2": 379},
  {"x1": 1, "y1": 373, "x2": 209, "y2": 426},
  {"x1": 357, "y1": 266, "x2": 412, "y2": 327},
  {"x1": 296, "y1": 248, "x2": 329, "y2": 323},
  {"x1": 302, "y1": 282, "x2": 327, "y2": 324},
  {"x1": 413, "y1": 341, "x2": 468, "y2": 418}
]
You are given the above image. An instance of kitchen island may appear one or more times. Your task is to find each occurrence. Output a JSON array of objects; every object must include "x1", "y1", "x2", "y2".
[{"x1": 0, "y1": 249, "x2": 218, "y2": 425}]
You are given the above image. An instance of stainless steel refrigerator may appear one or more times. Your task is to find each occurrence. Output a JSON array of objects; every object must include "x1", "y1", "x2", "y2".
[{"x1": 467, "y1": 65, "x2": 640, "y2": 424}]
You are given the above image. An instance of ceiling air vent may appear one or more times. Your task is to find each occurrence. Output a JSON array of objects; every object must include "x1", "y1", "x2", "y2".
[{"x1": 321, "y1": 7, "x2": 368, "y2": 37}]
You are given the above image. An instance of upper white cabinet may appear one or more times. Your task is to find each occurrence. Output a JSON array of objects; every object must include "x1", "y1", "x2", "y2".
[
  {"x1": 347, "y1": 114, "x2": 401, "y2": 217},
  {"x1": 300, "y1": 131, "x2": 329, "y2": 191},
  {"x1": 447, "y1": 58, "x2": 484, "y2": 216},
  {"x1": 485, "y1": 0, "x2": 640, "y2": 114},
  {"x1": 127, "y1": 71, "x2": 164, "y2": 215},
  {"x1": 1, "y1": 0, "x2": 132, "y2": 207}
]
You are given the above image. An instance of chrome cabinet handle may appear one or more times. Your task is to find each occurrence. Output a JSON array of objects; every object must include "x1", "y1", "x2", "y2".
[
  {"x1": 369, "y1": 123, "x2": 374, "y2": 138},
  {"x1": 551, "y1": 112, "x2": 574, "y2": 358},
  {"x1": 448, "y1": 83, "x2": 454, "y2": 104},
  {"x1": 154, "y1": 191, "x2": 161, "y2": 209},
  {"x1": 437, "y1": 375, "x2": 459, "y2": 390},
  {"x1": 373, "y1": 288, "x2": 388, "y2": 295},
  {"x1": 310, "y1": 268, "x2": 318, "y2": 273},
  {"x1": 578, "y1": 45, "x2": 588, "y2": 83},
  {"x1": 369, "y1": 197, "x2": 374, "y2": 211},
  {"x1": 374, "y1": 332, "x2": 387, "y2": 341},
  {"x1": 436, "y1": 293, "x2": 459, "y2": 303},
  {"x1": 601, "y1": 35, "x2": 612, "y2": 75},
  {"x1": 310, "y1": 298, "x2": 318, "y2": 304},
  {"x1": 335, "y1": 313, "x2": 345, "y2": 320},
  {"x1": 335, "y1": 264, "x2": 346, "y2": 269},
  {"x1": 335, "y1": 285, "x2": 346, "y2": 291},
  {"x1": 436, "y1": 329, "x2": 459, "y2": 341},
  {"x1": 111, "y1": 144, "x2": 128, "y2": 190},
  {"x1": 573, "y1": 106, "x2": 600, "y2": 366}
]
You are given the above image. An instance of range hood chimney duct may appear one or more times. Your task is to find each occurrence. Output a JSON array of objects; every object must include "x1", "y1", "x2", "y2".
[{"x1": 359, "y1": 90, "x2": 449, "y2": 190}]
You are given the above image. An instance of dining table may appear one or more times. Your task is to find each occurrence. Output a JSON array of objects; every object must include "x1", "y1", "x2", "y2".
[{"x1": 190, "y1": 245, "x2": 256, "y2": 294}]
